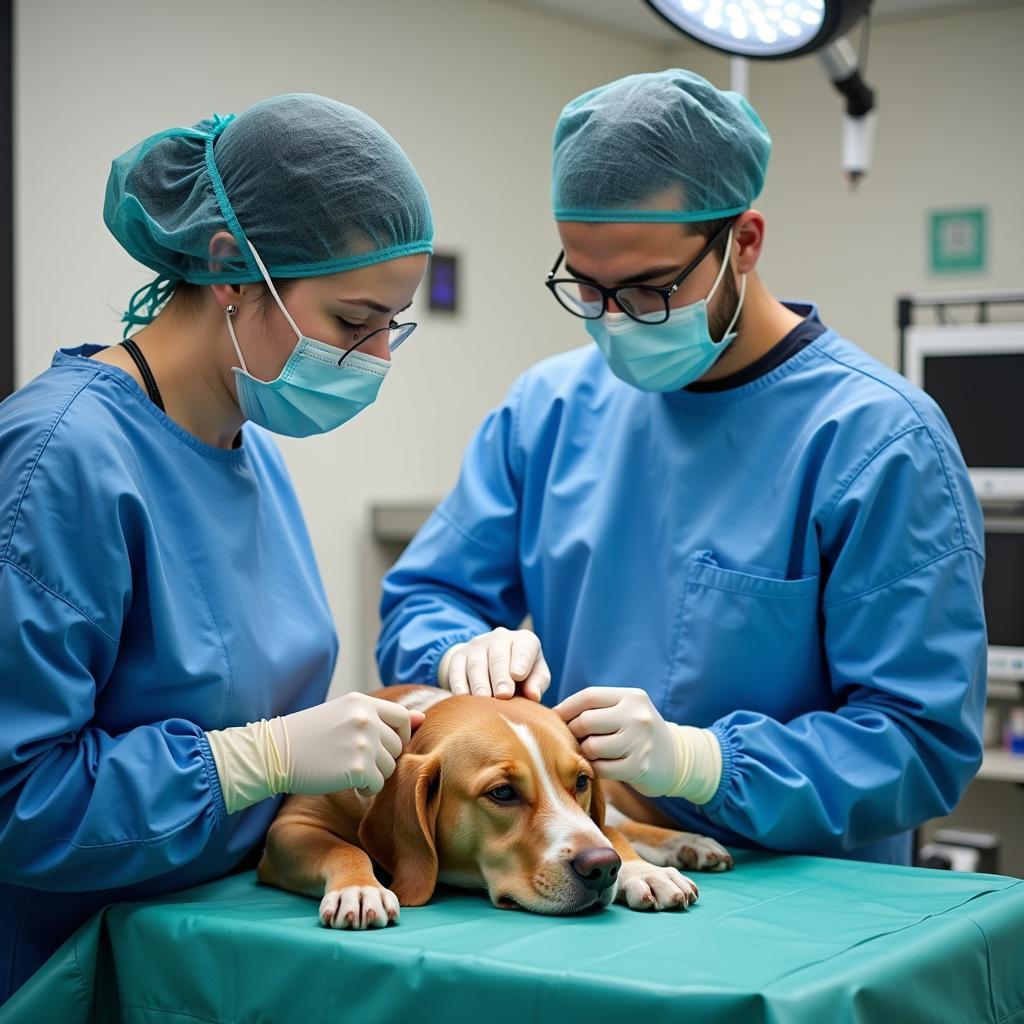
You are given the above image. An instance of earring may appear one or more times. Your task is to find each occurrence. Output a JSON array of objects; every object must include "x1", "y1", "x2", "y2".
[{"x1": 225, "y1": 304, "x2": 238, "y2": 316}]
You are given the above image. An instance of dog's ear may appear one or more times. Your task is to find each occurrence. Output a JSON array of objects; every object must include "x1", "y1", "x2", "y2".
[
  {"x1": 588, "y1": 775, "x2": 607, "y2": 829},
  {"x1": 359, "y1": 752, "x2": 442, "y2": 906}
]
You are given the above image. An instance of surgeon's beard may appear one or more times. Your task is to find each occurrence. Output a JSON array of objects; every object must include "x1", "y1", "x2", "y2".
[{"x1": 707, "y1": 261, "x2": 742, "y2": 344}]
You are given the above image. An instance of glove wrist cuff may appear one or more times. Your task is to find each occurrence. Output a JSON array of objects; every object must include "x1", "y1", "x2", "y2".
[
  {"x1": 205, "y1": 717, "x2": 292, "y2": 814},
  {"x1": 437, "y1": 642, "x2": 468, "y2": 688},
  {"x1": 664, "y1": 724, "x2": 722, "y2": 804}
]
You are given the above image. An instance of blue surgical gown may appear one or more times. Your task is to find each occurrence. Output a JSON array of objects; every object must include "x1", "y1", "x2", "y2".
[
  {"x1": 378, "y1": 307, "x2": 987, "y2": 865},
  {"x1": 0, "y1": 346, "x2": 338, "y2": 1003}
]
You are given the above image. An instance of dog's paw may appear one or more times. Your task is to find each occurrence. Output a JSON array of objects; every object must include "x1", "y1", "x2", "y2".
[
  {"x1": 319, "y1": 884, "x2": 400, "y2": 929},
  {"x1": 616, "y1": 861, "x2": 698, "y2": 911},
  {"x1": 632, "y1": 831, "x2": 733, "y2": 873}
]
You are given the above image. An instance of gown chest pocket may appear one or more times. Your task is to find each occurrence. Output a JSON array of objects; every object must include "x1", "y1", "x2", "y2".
[{"x1": 661, "y1": 551, "x2": 827, "y2": 726}]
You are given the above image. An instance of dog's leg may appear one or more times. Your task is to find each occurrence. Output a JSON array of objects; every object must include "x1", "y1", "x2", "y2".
[
  {"x1": 602, "y1": 781, "x2": 733, "y2": 872},
  {"x1": 258, "y1": 802, "x2": 400, "y2": 930},
  {"x1": 610, "y1": 814, "x2": 734, "y2": 873},
  {"x1": 600, "y1": 824, "x2": 699, "y2": 911},
  {"x1": 605, "y1": 808, "x2": 734, "y2": 873}
]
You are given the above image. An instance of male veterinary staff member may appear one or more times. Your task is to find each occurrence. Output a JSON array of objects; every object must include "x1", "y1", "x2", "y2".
[
  {"x1": 377, "y1": 70, "x2": 987, "y2": 864},
  {"x1": 0, "y1": 94, "x2": 431, "y2": 1004}
]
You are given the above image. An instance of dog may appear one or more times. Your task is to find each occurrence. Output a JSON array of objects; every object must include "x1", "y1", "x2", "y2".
[{"x1": 257, "y1": 685, "x2": 732, "y2": 929}]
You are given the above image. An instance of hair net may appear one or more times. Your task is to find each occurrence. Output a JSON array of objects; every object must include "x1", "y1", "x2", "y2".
[
  {"x1": 104, "y1": 93, "x2": 433, "y2": 332},
  {"x1": 552, "y1": 69, "x2": 771, "y2": 224}
]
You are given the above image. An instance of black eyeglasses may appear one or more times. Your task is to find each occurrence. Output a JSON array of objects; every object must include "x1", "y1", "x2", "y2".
[
  {"x1": 544, "y1": 217, "x2": 736, "y2": 325},
  {"x1": 337, "y1": 321, "x2": 417, "y2": 366}
]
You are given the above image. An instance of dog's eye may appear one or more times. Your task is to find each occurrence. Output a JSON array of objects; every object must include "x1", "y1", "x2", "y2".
[
  {"x1": 487, "y1": 784, "x2": 518, "y2": 803},
  {"x1": 576, "y1": 774, "x2": 590, "y2": 792}
]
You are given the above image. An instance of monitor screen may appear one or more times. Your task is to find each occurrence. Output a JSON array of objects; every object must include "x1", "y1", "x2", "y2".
[
  {"x1": 984, "y1": 530, "x2": 1024, "y2": 648},
  {"x1": 923, "y1": 353, "x2": 1024, "y2": 469}
]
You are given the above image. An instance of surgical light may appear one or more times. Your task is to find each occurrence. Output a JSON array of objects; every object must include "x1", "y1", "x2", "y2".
[{"x1": 645, "y1": 0, "x2": 870, "y2": 59}]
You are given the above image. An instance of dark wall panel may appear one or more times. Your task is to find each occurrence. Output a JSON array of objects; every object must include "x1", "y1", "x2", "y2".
[{"x1": 1, "y1": 0, "x2": 12, "y2": 400}]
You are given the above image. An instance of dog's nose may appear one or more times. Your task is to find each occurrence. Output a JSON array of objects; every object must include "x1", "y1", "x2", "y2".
[{"x1": 570, "y1": 848, "x2": 622, "y2": 891}]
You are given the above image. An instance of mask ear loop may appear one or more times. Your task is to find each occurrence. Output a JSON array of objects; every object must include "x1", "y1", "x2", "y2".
[
  {"x1": 719, "y1": 274, "x2": 747, "y2": 342},
  {"x1": 705, "y1": 227, "x2": 735, "y2": 304},
  {"x1": 224, "y1": 304, "x2": 248, "y2": 373},
  {"x1": 706, "y1": 226, "x2": 747, "y2": 343},
  {"x1": 224, "y1": 239, "x2": 305, "y2": 377},
  {"x1": 245, "y1": 240, "x2": 303, "y2": 338}
]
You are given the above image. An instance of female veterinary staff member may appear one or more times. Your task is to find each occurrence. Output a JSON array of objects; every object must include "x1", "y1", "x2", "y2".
[{"x1": 0, "y1": 93, "x2": 431, "y2": 1004}]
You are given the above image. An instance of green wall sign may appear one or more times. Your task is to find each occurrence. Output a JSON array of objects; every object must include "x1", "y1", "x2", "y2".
[{"x1": 930, "y1": 208, "x2": 986, "y2": 273}]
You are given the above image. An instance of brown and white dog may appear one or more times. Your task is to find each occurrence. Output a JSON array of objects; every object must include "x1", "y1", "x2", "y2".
[{"x1": 257, "y1": 685, "x2": 732, "y2": 929}]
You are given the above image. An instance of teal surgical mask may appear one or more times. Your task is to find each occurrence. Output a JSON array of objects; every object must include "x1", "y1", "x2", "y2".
[
  {"x1": 586, "y1": 235, "x2": 746, "y2": 393},
  {"x1": 226, "y1": 241, "x2": 390, "y2": 438}
]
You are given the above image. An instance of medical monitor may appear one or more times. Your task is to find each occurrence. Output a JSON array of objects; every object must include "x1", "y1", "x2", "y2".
[
  {"x1": 904, "y1": 323, "x2": 1024, "y2": 501},
  {"x1": 984, "y1": 521, "x2": 1024, "y2": 681}
]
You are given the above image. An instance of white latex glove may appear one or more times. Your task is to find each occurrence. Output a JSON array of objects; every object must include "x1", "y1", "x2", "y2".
[
  {"x1": 556, "y1": 687, "x2": 721, "y2": 803},
  {"x1": 437, "y1": 627, "x2": 550, "y2": 701},
  {"x1": 206, "y1": 693, "x2": 424, "y2": 814}
]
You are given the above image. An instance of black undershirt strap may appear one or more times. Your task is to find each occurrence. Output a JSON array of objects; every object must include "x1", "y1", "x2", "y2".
[{"x1": 120, "y1": 338, "x2": 165, "y2": 412}]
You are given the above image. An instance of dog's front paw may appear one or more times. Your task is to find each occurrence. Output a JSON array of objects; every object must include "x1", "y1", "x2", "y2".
[
  {"x1": 319, "y1": 884, "x2": 400, "y2": 929},
  {"x1": 638, "y1": 831, "x2": 733, "y2": 873},
  {"x1": 616, "y1": 861, "x2": 698, "y2": 911}
]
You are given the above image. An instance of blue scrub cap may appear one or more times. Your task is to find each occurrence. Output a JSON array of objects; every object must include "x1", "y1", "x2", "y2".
[
  {"x1": 552, "y1": 69, "x2": 771, "y2": 223},
  {"x1": 104, "y1": 93, "x2": 434, "y2": 333}
]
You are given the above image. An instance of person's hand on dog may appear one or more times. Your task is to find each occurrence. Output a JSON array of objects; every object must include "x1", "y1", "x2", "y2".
[
  {"x1": 274, "y1": 693, "x2": 425, "y2": 798},
  {"x1": 438, "y1": 628, "x2": 550, "y2": 701},
  {"x1": 206, "y1": 693, "x2": 426, "y2": 814},
  {"x1": 556, "y1": 687, "x2": 679, "y2": 797}
]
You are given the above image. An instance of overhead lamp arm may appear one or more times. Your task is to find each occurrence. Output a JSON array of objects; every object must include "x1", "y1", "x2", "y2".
[{"x1": 818, "y1": 34, "x2": 877, "y2": 186}]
